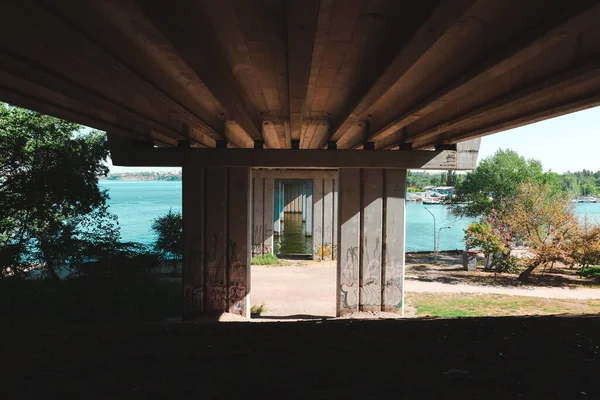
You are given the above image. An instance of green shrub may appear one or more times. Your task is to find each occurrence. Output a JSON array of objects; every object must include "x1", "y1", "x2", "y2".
[
  {"x1": 251, "y1": 253, "x2": 281, "y2": 265},
  {"x1": 251, "y1": 304, "x2": 267, "y2": 316},
  {"x1": 581, "y1": 266, "x2": 600, "y2": 279}
]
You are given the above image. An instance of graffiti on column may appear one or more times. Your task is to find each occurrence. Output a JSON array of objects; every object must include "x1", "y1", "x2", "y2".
[
  {"x1": 340, "y1": 246, "x2": 359, "y2": 311},
  {"x1": 206, "y1": 233, "x2": 226, "y2": 312},
  {"x1": 227, "y1": 239, "x2": 247, "y2": 315},
  {"x1": 184, "y1": 284, "x2": 203, "y2": 313},
  {"x1": 252, "y1": 225, "x2": 272, "y2": 255},
  {"x1": 184, "y1": 235, "x2": 204, "y2": 315},
  {"x1": 314, "y1": 243, "x2": 337, "y2": 260},
  {"x1": 252, "y1": 225, "x2": 263, "y2": 256},
  {"x1": 383, "y1": 257, "x2": 403, "y2": 310},
  {"x1": 360, "y1": 237, "x2": 381, "y2": 307}
]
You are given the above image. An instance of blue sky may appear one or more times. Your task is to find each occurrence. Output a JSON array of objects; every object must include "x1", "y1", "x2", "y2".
[{"x1": 108, "y1": 106, "x2": 600, "y2": 174}]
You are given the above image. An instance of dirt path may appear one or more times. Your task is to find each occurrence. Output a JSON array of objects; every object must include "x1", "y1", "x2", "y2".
[
  {"x1": 406, "y1": 280, "x2": 600, "y2": 299},
  {"x1": 251, "y1": 261, "x2": 600, "y2": 318},
  {"x1": 251, "y1": 261, "x2": 337, "y2": 318}
]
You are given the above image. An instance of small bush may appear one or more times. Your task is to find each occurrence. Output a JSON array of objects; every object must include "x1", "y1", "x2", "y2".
[
  {"x1": 496, "y1": 256, "x2": 522, "y2": 274},
  {"x1": 251, "y1": 253, "x2": 281, "y2": 265},
  {"x1": 581, "y1": 266, "x2": 600, "y2": 279},
  {"x1": 251, "y1": 304, "x2": 267, "y2": 316}
]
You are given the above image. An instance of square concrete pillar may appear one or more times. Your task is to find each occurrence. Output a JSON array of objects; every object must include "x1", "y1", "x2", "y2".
[
  {"x1": 337, "y1": 168, "x2": 406, "y2": 316},
  {"x1": 273, "y1": 179, "x2": 281, "y2": 236},
  {"x1": 252, "y1": 177, "x2": 264, "y2": 255},
  {"x1": 313, "y1": 177, "x2": 323, "y2": 259},
  {"x1": 305, "y1": 181, "x2": 313, "y2": 237},
  {"x1": 251, "y1": 177, "x2": 274, "y2": 254},
  {"x1": 182, "y1": 166, "x2": 251, "y2": 319},
  {"x1": 263, "y1": 177, "x2": 274, "y2": 253},
  {"x1": 302, "y1": 183, "x2": 307, "y2": 222}
]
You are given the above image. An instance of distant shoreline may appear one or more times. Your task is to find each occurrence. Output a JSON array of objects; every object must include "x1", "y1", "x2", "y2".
[{"x1": 100, "y1": 173, "x2": 181, "y2": 181}]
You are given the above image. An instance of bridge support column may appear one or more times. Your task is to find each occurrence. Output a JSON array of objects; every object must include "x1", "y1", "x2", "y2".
[
  {"x1": 183, "y1": 166, "x2": 251, "y2": 319},
  {"x1": 337, "y1": 168, "x2": 406, "y2": 316}
]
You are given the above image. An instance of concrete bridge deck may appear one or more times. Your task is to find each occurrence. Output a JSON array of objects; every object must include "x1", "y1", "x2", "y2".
[{"x1": 0, "y1": 0, "x2": 599, "y2": 151}]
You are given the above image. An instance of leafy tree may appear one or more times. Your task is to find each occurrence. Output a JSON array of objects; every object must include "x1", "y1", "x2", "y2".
[
  {"x1": 480, "y1": 182, "x2": 578, "y2": 282},
  {"x1": 0, "y1": 103, "x2": 118, "y2": 280},
  {"x1": 151, "y1": 209, "x2": 183, "y2": 260},
  {"x1": 450, "y1": 149, "x2": 552, "y2": 218},
  {"x1": 464, "y1": 221, "x2": 513, "y2": 272},
  {"x1": 509, "y1": 183, "x2": 579, "y2": 282},
  {"x1": 446, "y1": 170, "x2": 457, "y2": 186},
  {"x1": 567, "y1": 220, "x2": 600, "y2": 277}
]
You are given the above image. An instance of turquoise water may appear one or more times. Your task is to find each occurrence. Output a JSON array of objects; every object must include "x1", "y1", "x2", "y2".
[
  {"x1": 101, "y1": 181, "x2": 182, "y2": 244},
  {"x1": 275, "y1": 213, "x2": 313, "y2": 255},
  {"x1": 101, "y1": 181, "x2": 600, "y2": 252}
]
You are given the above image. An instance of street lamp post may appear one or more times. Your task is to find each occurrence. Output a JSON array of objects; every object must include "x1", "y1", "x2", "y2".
[
  {"x1": 437, "y1": 226, "x2": 452, "y2": 261},
  {"x1": 424, "y1": 207, "x2": 436, "y2": 262}
]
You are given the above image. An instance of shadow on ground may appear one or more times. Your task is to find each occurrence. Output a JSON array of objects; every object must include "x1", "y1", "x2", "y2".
[
  {"x1": 3, "y1": 315, "x2": 600, "y2": 398},
  {"x1": 406, "y1": 253, "x2": 600, "y2": 288},
  {"x1": 253, "y1": 314, "x2": 329, "y2": 320}
]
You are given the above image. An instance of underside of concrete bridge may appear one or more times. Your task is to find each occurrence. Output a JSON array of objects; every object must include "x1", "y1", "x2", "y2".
[{"x1": 2, "y1": 0, "x2": 600, "y2": 318}]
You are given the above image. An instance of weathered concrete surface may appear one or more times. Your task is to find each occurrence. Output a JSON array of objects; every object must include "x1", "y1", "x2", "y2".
[
  {"x1": 337, "y1": 169, "x2": 361, "y2": 316},
  {"x1": 337, "y1": 168, "x2": 407, "y2": 316},
  {"x1": 182, "y1": 166, "x2": 251, "y2": 319},
  {"x1": 5, "y1": 1, "x2": 600, "y2": 155}
]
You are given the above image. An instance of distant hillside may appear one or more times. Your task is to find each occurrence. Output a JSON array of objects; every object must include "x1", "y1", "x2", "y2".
[{"x1": 101, "y1": 171, "x2": 182, "y2": 181}]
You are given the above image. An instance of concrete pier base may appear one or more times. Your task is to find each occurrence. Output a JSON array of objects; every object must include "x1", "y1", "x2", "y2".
[
  {"x1": 337, "y1": 168, "x2": 407, "y2": 316},
  {"x1": 182, "y1": 166, "x2": 251, "y2": 319}
]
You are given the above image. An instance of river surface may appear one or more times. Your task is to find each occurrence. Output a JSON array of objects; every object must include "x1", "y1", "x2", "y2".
[{"x1": 101, "y1": 181, "x2": 600, "y2": 252}]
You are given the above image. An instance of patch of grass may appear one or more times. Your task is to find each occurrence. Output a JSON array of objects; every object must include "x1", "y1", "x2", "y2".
[
  {"x1": 406, "y1": 292, "x2": 600, "y2": 318},
  {"x1": 251, "y1": 304, "x2": 267, "y2": 316},
  {"x1": 251, "y1": 253, "x2": 290, "y2": 266}
]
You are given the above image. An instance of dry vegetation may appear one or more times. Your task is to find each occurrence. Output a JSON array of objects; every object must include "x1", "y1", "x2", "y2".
[{"x1": 406, "y1": 252, "x2": 600, "y2": 288}]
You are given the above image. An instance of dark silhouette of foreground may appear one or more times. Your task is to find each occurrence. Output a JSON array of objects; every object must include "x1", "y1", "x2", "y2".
[{"x1": 2, "y1": 315, "x2": 599, "y2": 398}]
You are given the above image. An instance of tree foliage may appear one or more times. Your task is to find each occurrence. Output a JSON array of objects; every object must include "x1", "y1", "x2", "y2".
[
  {"x1": 465, "y1": 181, "x2": 582, "y2": 281},
  {"x1": 407, "y1": 169, "x2": 462, "y2": 191},
  {"x1": 151, "y1": 209, "x2": 183, "y2": 260},
  {"x1": 450, "y1": 149, "x2": 556, "y2": 218},
  {"x1": 567, "y1": 220, "x2": 600, "y2": 276},
  {"x1": 500, "y1": 182, "x2": 578, "y2": 281},
  {"x1": 0, "y1": 103, "x2": 118, "y2": 279},
  {"x1": 465, "y1": 221, "x2": 513, "y2": 272}
]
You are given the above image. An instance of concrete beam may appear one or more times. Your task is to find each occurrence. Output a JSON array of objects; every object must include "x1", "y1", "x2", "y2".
[
  {"x1": 137, "y1": 1, "x2": 263, "y2": 141},
  {"x1": 366, "y1": 0, "x2": 600, "y2": 145},
  {"x1": 405, "y1": 58, "x2": 600, "y2": 145},
  {"x1": 109, "y1": 148, "x2": 479, "y2": 170},
  {"x1": 252, "y1": 170, "x2": 338, "y2": 179},
  {"x1": 440, "y1": 93, "x2": 600, "y2": 147},
  {"x1": 287, "y1": 0, "x2": 320, "y2": 144},
  {"x1": 330, "y1": 0, "x2": 476, "y2": 143}
]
